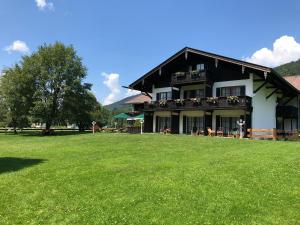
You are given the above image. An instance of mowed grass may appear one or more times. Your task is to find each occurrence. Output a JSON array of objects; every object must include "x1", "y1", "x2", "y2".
[{"x1": 0, "y1": 133, "x2": 299, "y2": 225}]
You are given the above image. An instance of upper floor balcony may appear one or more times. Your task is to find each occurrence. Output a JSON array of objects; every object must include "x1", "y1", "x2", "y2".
[
  {"x1": 171, "y1": 70, "x2": 209, "y2": 85},
  {"x1": 144, "y1": 96, "x2": 252, "y2": 111}
]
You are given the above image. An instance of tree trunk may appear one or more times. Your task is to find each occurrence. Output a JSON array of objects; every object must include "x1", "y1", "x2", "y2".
[{"x1": 78, "y1": 122, "x2": 85, "y2": 132}]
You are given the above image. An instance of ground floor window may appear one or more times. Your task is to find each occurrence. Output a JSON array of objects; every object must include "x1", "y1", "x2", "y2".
[
  {"x1": 218, "y1": 117, "x2": 240, "y2": 135},
  {"x1": 156, "y1": 116, "x2": 171, "y2": 132},
  {"x1": 185, "y1": 116, "x2": 204, "y2": 134}
]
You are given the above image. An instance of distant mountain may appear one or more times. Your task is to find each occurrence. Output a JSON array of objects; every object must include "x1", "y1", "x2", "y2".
[
  {"x1": 104, "y1": 95, "x2": 138, "y2": 111},
  {"x1": 275, "y1": 59, "x2": 300, "y2": 76}
]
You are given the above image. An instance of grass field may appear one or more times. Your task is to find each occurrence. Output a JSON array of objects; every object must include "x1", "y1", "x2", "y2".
[{"x1": 0, "y1": 133, "x2": 299, "y2": 225}]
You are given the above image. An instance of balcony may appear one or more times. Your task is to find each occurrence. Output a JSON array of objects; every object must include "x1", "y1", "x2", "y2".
[
  {"x1": 144, "y1": 96, "x2": 252, "y2": 111},
  {"x1": 277, "y1": 106, "x2": 298, "y2": 118},
  {"x1": 171, "y1": 70, "x2": 208, "y2": 85}
]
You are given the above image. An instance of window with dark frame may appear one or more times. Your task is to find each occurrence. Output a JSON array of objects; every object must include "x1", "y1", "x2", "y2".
[
  {"x1": 184, "y1": 89, "x2": 205, "y2": 99},
  {"x1": 156, "y1": 91, "x2": 172, "y2": 101},
  {"x1": 218, "y1": 86, "x2": 245, "y2": 97}
]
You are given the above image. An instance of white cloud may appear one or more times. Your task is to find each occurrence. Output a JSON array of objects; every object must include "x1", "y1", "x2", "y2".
[
  {"x1": 245, "y1": 35, "x2": 300, "y2": 67},
  {"x1": 102, "y1": 73, "x2": 121, "y2": 105},
  {"x1": 35, "y1": 0, "x2": 54, "y2": 11},
  {"x1": 4, "y1": 40, "x2": 30, "y2": 54},
  {"x1": 125, "y1": 89, "x2": 140, "y2": 97}
]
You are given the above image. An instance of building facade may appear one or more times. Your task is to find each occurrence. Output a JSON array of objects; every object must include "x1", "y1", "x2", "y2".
[{"x1": 128, "y1": 47, "x2": 300, "y2": 135}]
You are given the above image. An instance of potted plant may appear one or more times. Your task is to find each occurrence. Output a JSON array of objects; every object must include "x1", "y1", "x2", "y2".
[
  {"x1": 227, "y1": 96, "x2": 239, "y2": 104},
  {"x1": 206, "y1": 97, "x2": 218, "y2": 105},
  {"x1": 191, "y1": 98, "x2": 202, "y2": 105},
  {"x1": 174, "y1": 99, "x2": 185, "y2": 106},
  {"x1": 159, "y1": 99, "x2": 167, "y2": 107}
]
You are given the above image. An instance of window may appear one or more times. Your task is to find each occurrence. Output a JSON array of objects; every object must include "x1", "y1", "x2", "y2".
[
  {"x1": 196, "y1": 64, "x2": 205, "y2": 71},
  {"x1": 189, "y1": 64, "x2": 205, "y2": 72},
  {"x1": 156, "y1": 92, "x2": 172, "y2": 101},
  {"x1": 217, "y1": 117, "x2": 240, "y2": 134},
  {"x1": 185, "y1": 117, "x2": 204, "y2": 134},
  {"x1": 156, "y1": 117, "x2": 171, "y2": 132},
  {"x1": 184, "y1": 89, "x2": 205, "y2": 99},
  {"x1": 217, "y1": 86, "x2": 245, "y2": 97}
]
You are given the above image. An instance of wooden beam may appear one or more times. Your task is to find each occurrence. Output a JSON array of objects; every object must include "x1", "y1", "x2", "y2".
[
  {"x1": 266, "y1": 88, "x2": 279, "y2": 99},
  {"x1": 254, "y1": 81, "x2": 268, "y2": 94},
  {"x1": 254, "y1": 79, "x2": 264, "y2": 82},
  {"x1": 158, "y1": 68, "x2": 162, "y2": 76},
  {"x1": 185, "y1": 51, "x2": 188, "y2": 60},
  {"x1": 215, "y1": 58, "x2": 218, "y2": 68},
  {"x1": 242, "y1": 65, "x2": 245, "y2": 74},
  {"x1": 282, "y1": 96, "x2": 296, "y2": 106},
  {"x1": 142, "y1": 92, "x2": 152, "y2": 99}
]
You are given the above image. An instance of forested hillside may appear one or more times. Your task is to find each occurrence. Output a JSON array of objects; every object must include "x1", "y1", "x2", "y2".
[{"x1": 275, "y1": 59, "x2": 300, "y2": 76}]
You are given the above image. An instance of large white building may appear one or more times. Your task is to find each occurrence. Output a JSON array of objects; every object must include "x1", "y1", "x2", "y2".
[{"x1": 129, "y1": 47, "x2": 300, "y2": 136}]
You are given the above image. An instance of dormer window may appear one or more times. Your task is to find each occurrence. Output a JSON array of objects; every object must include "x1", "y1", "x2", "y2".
[
  {"x1": 189, "y1": 64, "x2": 205, "y2": 72},
  {"x1": 196, "y1": 64, "x2": 205, "y2": 71}
]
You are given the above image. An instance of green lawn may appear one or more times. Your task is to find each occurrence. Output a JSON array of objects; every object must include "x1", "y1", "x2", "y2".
[{"x1": 0, "y1": 133, "x2": 299, "y2": 225}]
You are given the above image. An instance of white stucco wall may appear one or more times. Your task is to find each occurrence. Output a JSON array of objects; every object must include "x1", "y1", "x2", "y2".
[
  {"x1": 212, "y1": 75, "x2": 253, "y2": 97},
  {"x1": 252, "y1": 82, "x2": 278, "y2": 129}
]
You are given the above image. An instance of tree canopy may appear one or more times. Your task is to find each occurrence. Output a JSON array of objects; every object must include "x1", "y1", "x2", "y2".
[{"x1": 0, "y1": 42, "x2": 110, "y2": 132}]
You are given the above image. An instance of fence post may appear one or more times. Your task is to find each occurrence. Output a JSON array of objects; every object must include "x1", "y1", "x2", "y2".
[
  {"x1": 272, "y1": 128, "x2": 277, "y2": 140},
  {"x1": 248, "y1": 128, "x2": 252, "y2": 139}
]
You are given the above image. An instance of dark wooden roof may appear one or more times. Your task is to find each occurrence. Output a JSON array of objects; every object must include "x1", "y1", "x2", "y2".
[{"x1": 129, "y1": 47, "x2": 300, "y2": 95}]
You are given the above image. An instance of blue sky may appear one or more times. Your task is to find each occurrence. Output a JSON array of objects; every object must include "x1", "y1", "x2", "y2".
[{"x1": 1, "y1": 0, "x2": 300, "y2": 105}]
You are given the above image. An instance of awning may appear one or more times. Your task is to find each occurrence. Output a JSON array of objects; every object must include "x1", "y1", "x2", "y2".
[
  {"x1": 113, "y1": 113, "x2": 130, "y2": 119},
  {"x1": 127, "y1": 114, "x2": 144, "y2": 121},
  {"x1": 134, "y1": 114, "x2": 144, "y2": 120}
]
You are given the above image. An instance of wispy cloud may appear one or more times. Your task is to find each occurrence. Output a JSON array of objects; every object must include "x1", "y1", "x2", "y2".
[
  {"x1": 102, "y1": 73, "x2": 121, "y2": 105},
  {"x1": 35, "y1": 0, "x2": 54, "y2": 11},
  {"x1": 245, "y1": 35, "x2": 300, "y2": 67},
  {"x1": 101, "y1": 72, "x2": 140, "y2": 105},
  {"x1": 125, "y1": 89, "x2": 140, "y2": 97},
  {"x1": 4, "y1": 40, "x2": 30, "y2": 54}
]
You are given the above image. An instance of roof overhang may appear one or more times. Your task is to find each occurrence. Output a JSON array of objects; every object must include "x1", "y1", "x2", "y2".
[{"x1": 128, "y1": 47, "x2": 299, "y2": 95}]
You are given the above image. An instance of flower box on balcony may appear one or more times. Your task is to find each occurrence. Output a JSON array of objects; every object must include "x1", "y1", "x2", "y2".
[
  {"x1": 227, "y1": 96, "x2": 240, "y2": 104},
  {"x1": 159, "y1": 100, "x2": 167, "y2": 107},
  {"x1": 190, "y1": 98, "x2": 202, "y2": 105},
  {"x1": 206, "y1": 97, "x2": 218, "y2": 105},
  {"x1": 174, "y1": 99, "x2": 185, "y2": 106}
]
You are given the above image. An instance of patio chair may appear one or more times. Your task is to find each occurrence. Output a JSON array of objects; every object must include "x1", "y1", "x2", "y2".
[
  {"x1": 197, "y1": 129, "x2": 205, "y2": 136},
  {"x1": 217, "y1": 127, "x2": 224, "y2": 137},
  {"x1": 207, "y1": 128, "x2": 216, "y2": 137},
  {"x1": 191, "y1": 126, "x2": 198, "y2": 136}
]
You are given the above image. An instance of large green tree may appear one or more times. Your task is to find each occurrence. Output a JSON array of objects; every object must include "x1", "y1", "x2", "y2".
[
  {"x1": 24, "y1": 42, "x2": 87, "y2": 130},
  {"x1": 0, "y1": 42, "x2": 108, "y2": 132}
]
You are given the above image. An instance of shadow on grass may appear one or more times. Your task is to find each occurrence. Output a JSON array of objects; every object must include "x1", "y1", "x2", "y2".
[
  {"x1": 0, "y1": 157, "x2": 46, "y2": 174},
  {"x1": 2, "y1": 131, "x2": 92, "y2": 137}
]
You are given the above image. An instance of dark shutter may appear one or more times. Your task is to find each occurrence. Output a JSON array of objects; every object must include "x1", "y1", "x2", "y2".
[
  {"x1": 156, "y1": 93, "x2": 160, "y2": 101},
  {"x1": 216, "y1": 88, "x2": 221, "y2": 97},
  {"x1": 184, "y1": 91, "x2": 187, "y2": 99},
  {"x1": 240, "y1": 86, "x2": 246, "y2": 96},
  {"x1": 183, "y1": 116, "x2": 187, "y2": 134},
  {"x1": 216, "y1": 116, "x2": 221, "y2": 130}
]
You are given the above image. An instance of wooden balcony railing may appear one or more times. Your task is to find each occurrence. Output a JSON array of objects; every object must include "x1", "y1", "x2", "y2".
[
  {"x1": 144, "y1": 96, "x2": 252, "y2": 111},
  {"x1": 171, "y1": 70, "x2": 208, "y2": 85}
]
